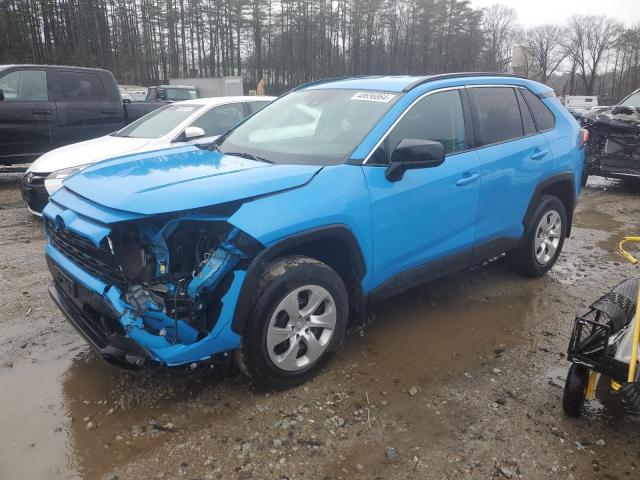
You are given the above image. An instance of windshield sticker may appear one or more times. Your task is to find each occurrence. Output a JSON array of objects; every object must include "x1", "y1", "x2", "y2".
[
  {"x1": 175, "y1": 107, "x2": 196, "y2": 112},
  {"x1": 351, "y1": 92, "x2": 396, "y2": 103}
]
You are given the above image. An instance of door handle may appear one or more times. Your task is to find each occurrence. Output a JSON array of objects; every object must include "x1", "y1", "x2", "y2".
[
  {"x1": 530, "y1": 149, "x2": 549, "y2": 160},
  {"x1": 32, "y1": 109, "x2": 52, "y2": 115},
  {"x1": 456, "y1": 172, "x2": 480, "y2": 187}
]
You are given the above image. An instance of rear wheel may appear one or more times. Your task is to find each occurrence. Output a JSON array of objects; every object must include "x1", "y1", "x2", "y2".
[
  {"x1": 563, "y1": 364, "x2": 589, "y2": 417},
  {"x1": 508, "y1": 194, "x2": 567, "y2": 277},
  {"x1": 235, "y1": 255, "x2": 348, "y2": 389},
  {"x1": 581, "y1": 165, "x2": 589, "y2": 187}
]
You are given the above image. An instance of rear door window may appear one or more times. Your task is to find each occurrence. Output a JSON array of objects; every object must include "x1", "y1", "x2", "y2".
[
  {"x1": 521, "y1": 89, "x2": 556, "y2": 131},
  {"x1": 470, "y1": 87, "x2": 523, "y2": 146},
  {"x1": 54, "y1": 71, "x2": 108, "y2": 101},
  {"x1": 0, "y1": 70, "x2": 48, "y2": 101}
]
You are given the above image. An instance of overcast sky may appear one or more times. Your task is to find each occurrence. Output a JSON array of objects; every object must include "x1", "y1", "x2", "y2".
[{"x1": 469, "y1": 0, "x2": 640, "y2": 27}]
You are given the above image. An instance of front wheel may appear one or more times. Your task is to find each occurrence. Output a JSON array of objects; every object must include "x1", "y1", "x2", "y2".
[
  {"x1": 235, "y1": 255, "x2": 348, "y2": 389},
  {"x1": 563, "y1": 364, "x2": 589, "y2": 417},
  {"x1": 508, "y1": 194, "x2": 567, "y2": 277}
]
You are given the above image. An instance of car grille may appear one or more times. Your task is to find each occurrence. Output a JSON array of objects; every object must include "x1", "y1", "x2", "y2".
[{"x1": 46, "y1": 219, "x2": 125, "y2": 289}]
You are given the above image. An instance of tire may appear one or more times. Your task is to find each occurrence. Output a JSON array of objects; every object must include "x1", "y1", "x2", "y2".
[
  {"x1": 234, "y1": 255, "x2": 348, "y2": 389},
  {"x1": 508, "y1": 194, "x2": 567, "y2": 277},
  {"x1": 562, "y1": 364, "x2": 589, "y2": 417},
  {"x1": 581, "y1": 165, "x2": 589, "y2": 188}
]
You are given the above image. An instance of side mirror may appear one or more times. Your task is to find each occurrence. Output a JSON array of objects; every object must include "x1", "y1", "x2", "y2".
[
  {"x1": 182, "y1": 126, "x2": 206, "y2": 141},
  {"x1": 385, "y1": 139, "x2": 445, "y2": 182},
  {"x1": 122, "y1": 98, "x2": 131, "y2": 104},
  {"x1": 0, "y1": 88, "x2": 4, "y2": 101}
]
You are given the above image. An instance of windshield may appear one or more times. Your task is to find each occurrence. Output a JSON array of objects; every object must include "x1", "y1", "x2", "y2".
[
  {"x1": 218, "y1": 89, "x2": 400, "y2": 165},
  {"x1": 113, "y1": 104, "x2": 203, "y2": 138},
  {"x1": 166, "y1": 88, "x2": 198, "y2": 101},
  {"x1": 619, "y1": 91, "x2": 640, "y2": 108}
]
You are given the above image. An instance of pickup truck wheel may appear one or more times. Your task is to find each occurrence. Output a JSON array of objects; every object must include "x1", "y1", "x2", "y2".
[
  {"x1": 235, "y1": 255, "x2": 348, "y2": 389},
  {"x1": 509, "y1": 194, "x2": 567, "y2": 277}
]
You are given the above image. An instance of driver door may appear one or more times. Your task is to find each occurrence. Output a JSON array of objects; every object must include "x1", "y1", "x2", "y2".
[{"x1": 362, "y1": 89, "x2": 481, "y2": 289}]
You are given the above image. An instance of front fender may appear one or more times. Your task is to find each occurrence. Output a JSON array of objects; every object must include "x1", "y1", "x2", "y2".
[{"x1": 227, "y1": 164, "x2": 373, "y2": 333}]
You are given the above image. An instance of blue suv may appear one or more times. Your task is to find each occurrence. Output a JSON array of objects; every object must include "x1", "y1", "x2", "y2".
[{"x1": 43, "y1": 74, "x2": 585, "y2": 388}]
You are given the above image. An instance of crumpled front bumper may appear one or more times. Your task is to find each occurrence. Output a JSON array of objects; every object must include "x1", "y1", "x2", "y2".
[
  {"x1": 48, "y1": 279, "x2": 152, "y2": 368},
  {"x1": 589, "y1": 154, "x2": 640, "y2": 180},
  {"x1": 46, "y1": 242, "x2": 245, "y2": 368}
]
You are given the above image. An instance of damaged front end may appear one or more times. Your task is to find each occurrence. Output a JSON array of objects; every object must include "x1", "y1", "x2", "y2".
[
  {"x1": 44, "y1": 201, "x2": 262, "y2": 368},
  {"x1": 585, "y1": 105, "x2": 640, "y2": 180}
]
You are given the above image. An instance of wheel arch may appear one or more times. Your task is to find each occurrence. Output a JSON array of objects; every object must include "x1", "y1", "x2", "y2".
[
  {"x1": 524, "y1": 173, "x2": 576, "y2": 237},
  {"x1": 231, "y1": 224, "x2": 367, "y2": 334}
]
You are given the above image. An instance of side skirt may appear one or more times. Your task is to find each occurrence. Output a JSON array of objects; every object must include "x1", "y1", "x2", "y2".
[{"x1": 367, "y1": 237, "x2": 521, "y2": 305}]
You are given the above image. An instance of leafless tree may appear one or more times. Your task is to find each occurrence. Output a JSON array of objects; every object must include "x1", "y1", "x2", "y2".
[
  {"x1": 481, "y1": 3, "x2": 519, "y2": 72},
  {"x1": 565, "y1": 15, "x2": 623, "y2": 95},
  {"x1": 521, "y1": 24, "x2": 567, "y2": 83},
  {"x1": 2, "y1": 0, "x2": 639, "y2": 100}
]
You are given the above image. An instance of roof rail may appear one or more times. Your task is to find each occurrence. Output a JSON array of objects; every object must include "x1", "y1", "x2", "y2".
[
  {"x1": 402, "y1": 72, "x2": 529, "y2": 92},
  {"x1": 291, "y1": 75, "x2": 390, "y2": 92},
  {"x1": 290, "y1": 76, "x2": 355, "y2": 92}
]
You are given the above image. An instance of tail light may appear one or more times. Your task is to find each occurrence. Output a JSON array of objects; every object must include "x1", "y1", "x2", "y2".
[{"x1": 579, "y1": 128, "x2": 589, "y2": 148}]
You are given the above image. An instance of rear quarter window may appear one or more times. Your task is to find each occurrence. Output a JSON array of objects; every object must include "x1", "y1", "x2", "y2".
[
  {"x1": 516, "y1": 89, "x2": 537, "y2": 136},
  {"x1": 521, "y1": 89, "x2": 556, "y2": 131},
  {"x1": 470, "y1": 87, "x2": 523, "y2": 146}
]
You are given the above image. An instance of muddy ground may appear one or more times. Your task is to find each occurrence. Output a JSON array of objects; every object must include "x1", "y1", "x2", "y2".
[{"x1": 1, "y1": 174, "x2": 639, "y2": 480}]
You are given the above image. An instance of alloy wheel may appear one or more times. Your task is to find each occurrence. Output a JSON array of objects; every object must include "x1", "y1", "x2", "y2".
[{"x1": 266, "y1": 285, "x2": 337, "y2": 372}]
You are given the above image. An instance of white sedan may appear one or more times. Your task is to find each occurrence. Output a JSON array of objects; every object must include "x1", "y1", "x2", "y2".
[{"x1": 21, "y1": 95, "x2": 274, "y2": 214}]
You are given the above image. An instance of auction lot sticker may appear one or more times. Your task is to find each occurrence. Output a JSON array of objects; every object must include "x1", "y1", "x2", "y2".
[{"x1": 351, "y1": 92, "x2": 396, "y2": 102}]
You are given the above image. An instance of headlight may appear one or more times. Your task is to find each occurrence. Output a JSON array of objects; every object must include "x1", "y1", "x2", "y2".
[{"x1": 46, "y1": 164, "x2": 90, "y2": 180}]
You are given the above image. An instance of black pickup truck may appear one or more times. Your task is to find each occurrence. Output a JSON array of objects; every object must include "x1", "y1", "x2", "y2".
[{"x1": 0, "y1": 65, "x2": 162, "y2": 165}]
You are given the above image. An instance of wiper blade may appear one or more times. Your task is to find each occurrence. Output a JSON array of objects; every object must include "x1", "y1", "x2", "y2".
[{"x1": 223, "y1": 151, "x2": 274, "y2": 164}]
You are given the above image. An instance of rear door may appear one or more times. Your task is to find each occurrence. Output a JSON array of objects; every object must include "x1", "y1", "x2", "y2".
[
  {"x1": 0, "y1": 68, "x2": 57, "y2": 164},
  {"x1": 468, "y1": 86, "x2": 552, "y2": 247},
  {"x1": 50, "y1": 70, "x2": 122, "y2": 149}
]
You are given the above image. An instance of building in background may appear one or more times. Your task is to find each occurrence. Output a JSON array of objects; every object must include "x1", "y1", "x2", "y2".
[
  {"x1": 169, "y1": 77, "x2": 243, "y2": 97},
  {"x1": 511, "y1": 45, "x2": 536, "y2": 78}
]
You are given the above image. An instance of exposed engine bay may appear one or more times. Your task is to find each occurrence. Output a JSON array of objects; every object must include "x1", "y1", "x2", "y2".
[
  {"x1": 115, "y1": 218, "x2": 261, "y2": 341},
  {"x1": 45, "y1": 212, "x2": 262, "y2": 366}
]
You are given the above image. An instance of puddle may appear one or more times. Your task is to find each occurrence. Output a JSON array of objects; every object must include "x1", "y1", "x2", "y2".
[
  {"x1": 0, "y1": 343, "x2": 235, "y2": 479},
  {"x1": 0, "y1": 267, "x2": 538, "y2": 479}
]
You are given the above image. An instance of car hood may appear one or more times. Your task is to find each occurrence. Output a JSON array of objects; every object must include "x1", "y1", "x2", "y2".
[
  {"x1": 590, "y1": 106, "x2": 640, "y2": 130},
  {"x1": 29, "y1": 135, "x2": 156, "y2": 173},
  {"x1": 61, "y1": 146, "x2": 322, "y2": 215}
]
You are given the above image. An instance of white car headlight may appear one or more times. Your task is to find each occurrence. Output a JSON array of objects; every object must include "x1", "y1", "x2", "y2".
[{"x1": 47, "y1": 164, "x2": 90, "y2": 180}]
